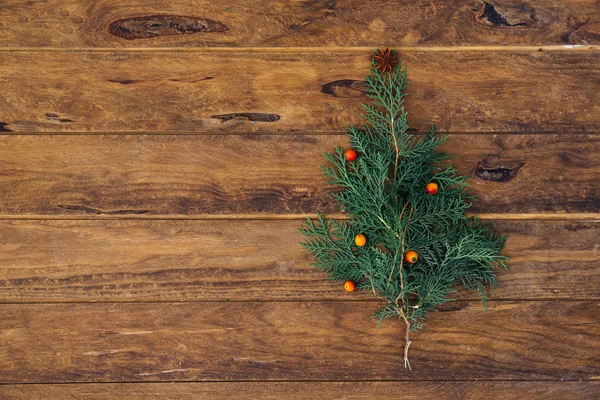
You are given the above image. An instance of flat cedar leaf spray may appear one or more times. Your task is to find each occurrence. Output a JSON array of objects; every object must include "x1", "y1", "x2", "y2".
[{"x1": 300, "y1": 48, "x2": 508, "y2": 369}]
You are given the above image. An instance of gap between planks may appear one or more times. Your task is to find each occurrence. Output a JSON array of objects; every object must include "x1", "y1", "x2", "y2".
[
  {"x1": 0, "y1": 299, "x2": 592, "y2": 305},
  {"x1": 1, "y1": 379, "x2": 596, "y2": 385},
  {"x1": 2, "y1": 131, "x2": 600, "y2": 136},
  {"x1": 0, "y1": 45, "x2": 598, "y2": 53},
  {"x1": 0, "y1": 213, "x2": 598, "y2": 221}
]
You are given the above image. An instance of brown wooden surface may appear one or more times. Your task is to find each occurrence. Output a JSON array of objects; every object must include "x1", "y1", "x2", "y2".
[
  {"x1": 0, "y1": 134, "x2": 598, "y2": 216},
  {"x1": 0, "y1": 51, "x2": 599, "y2": 133},
  {"x1": 2, "y1": 381, "x2": 598, "y2": 400},
  {"x1": 1, "y1": 301, "x2": 599, "y2": 383},
  {"x1": 0, "y1": 0, "x2": 599, "y2": 48},
  {"x1": 0, "y1": 219, "x2": 598, "y2": 302},
  {"x1": 1, "y1": 0, "x2": 598, "y2": 395}
]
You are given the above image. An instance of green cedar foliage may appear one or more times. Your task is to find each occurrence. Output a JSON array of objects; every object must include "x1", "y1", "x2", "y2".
[{"x1": 299, "y1": 50, "x2": 508, "y2": 369}]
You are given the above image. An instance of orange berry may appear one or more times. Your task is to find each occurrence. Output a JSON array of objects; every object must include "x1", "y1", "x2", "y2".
[
  {"x1": 426, "y1": 182, "x2": 439, "y2": 195},
  {"x1": 344, "y1": 280, "x2": 356, "y2": 292},
  {"x1": 345, "y1": 149, "x2": 358, "y2": 162},
  {"x1": 354, "y1": 234, "x2": 367, "y2": 247},
  {"x1": 405, "y1": 250, "x2": 419, "y2": 264}
]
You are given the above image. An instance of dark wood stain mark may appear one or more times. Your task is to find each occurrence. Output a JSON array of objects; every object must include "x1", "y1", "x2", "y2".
[
  {"x1": 45, "y1": 113, "x2": 74, "y2": 123},
  {"x1": 559, "y1": 19, "x2": 590, "y2": 43},
  {"x1": 58, "y1": 205, "x2": 149, "y2": 215},
  {"x1": 108, "y1": 15, "x2": 228, "y2": 40},
  {"x1": 291, "y1": 135, "x2": 318, "y2": 144},
  {"x1": 211, "y1": 113, "x2": 281, "y2": 123},
  {"x1": 169, "y1": 76, "x2": 214, "y2": 83},
  {"x1": 0, "y1": 122, "x2": 12, "y2": 132},
  {"x1": 475, "y1": 161, "x2": 523, "y2": 182},
  {"x1": 321, "y1": 79, "x2": 366, "y2": 98},
  {"x1": 478, "y1": 2, "x2": 527, "y2": 27},
  {"x1": 304, "y1": 0, "x2": 337, "y2": 16},
  {"x1": 108, "y1": 79, "x2": 139, "y2": 85},
  {"x1": 437, "y1": 301, "x2": 471, "y2": 312},
  {"x1": 289, "y1": 21, "x2": 312, "y2": 33}
]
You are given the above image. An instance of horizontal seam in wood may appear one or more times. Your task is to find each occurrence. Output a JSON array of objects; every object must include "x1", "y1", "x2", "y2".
[
  {"x1": 2, "y1": 131, "x2": 600, "y2": 136},
  {"x1": 0, "y1": 214, "x2": 597, "y2": 221},
  {"x1": 0, "y1": 45, "x2": 598, "y2": 53},
  {"x1": 0, "y1": 299, "x2": 595, "y2": 305},
  {"x1": 0, "y1": 378, "x2": 598, "y2": 385}
]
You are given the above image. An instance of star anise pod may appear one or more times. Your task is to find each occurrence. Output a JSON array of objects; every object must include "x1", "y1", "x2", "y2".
[{"x1": 373, "y1": 47, "x2": 397, "y2": 74}]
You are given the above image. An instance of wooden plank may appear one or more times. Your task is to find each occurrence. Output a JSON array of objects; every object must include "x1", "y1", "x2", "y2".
[
  {"x1": 2, "y1": 382, "x2": 598, "y2": 399},
  {"x1": 0, "y1": 51, "x2": 599, "y2": 133},
  {"x1": 0, "y1": 220, "x2": 598, "y2": 302},
  {"x1": 0, "y1": 134, "x2": 598, "y2": 216},
  {"x1": 0, "y1": 301, "x2": 598, "y2": 382},
  {"x1": 0, "y1": 0, "x2": 598, "y2": 47}
]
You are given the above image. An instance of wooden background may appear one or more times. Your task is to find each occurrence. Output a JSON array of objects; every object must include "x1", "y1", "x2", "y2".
[{"x1": 0, "y1": 1, "x2": 599, "y2": 398}]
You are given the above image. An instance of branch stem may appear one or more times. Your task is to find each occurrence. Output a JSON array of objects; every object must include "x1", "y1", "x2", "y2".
[
  {"x1": 377, "y1": 216, "x2": 401, "y2": 241},
  {"x1": 404, "y1": 321, "x2": 412, "y2": 370},
  {"x1": 395, "y1": 307, "x2": 412, "y2": 370},
  {"x1": 391, "y1": 117, "x2": 399, "y2": 180}
]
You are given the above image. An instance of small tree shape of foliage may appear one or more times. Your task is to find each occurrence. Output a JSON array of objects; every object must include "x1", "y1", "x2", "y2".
[{"x1": 299, "y1": 49, "x2": 508, "y2": 369}]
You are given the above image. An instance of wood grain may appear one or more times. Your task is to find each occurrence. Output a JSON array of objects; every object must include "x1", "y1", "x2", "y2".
[
  {"x1": 1, "y1": 51, "x2": 599, "y2": 133},
  {"x1": 0, "y1": 135, "x2": 598, "y2": 216},
  {"x1": 0, "y1": 301, "x2": 598, "y2": 382},
  {"x1": 2, "y1": 382, "x2": 599, "y2": 399},
  {"x1": 0, "y1": 0, "x2": 598, "y2": 47},
  {"x1": 0, "y1": 220, "x2": 598, "y2": 302}
]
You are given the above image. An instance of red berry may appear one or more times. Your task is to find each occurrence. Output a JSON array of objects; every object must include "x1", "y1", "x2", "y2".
[
  {"x1": 354, "y1": 234, "x2": 367, "y2": 247},
  {"x1": 344, "y1": 281, "x2": 356, "y2": 292},
  {"x1": 345, "y1": 149, "x2": 358, "y2": 161},
  {"x1": 405, "y1": 250, "x2": 419, "y2": 264},
  {"x1": 426, "y1": 182, "x2": 438, "y2": 195}
]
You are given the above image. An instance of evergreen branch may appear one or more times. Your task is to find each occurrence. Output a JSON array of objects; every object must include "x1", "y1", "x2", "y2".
[{"x1": 300, "y1": 49, "x2": 508, "y2": 370}]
